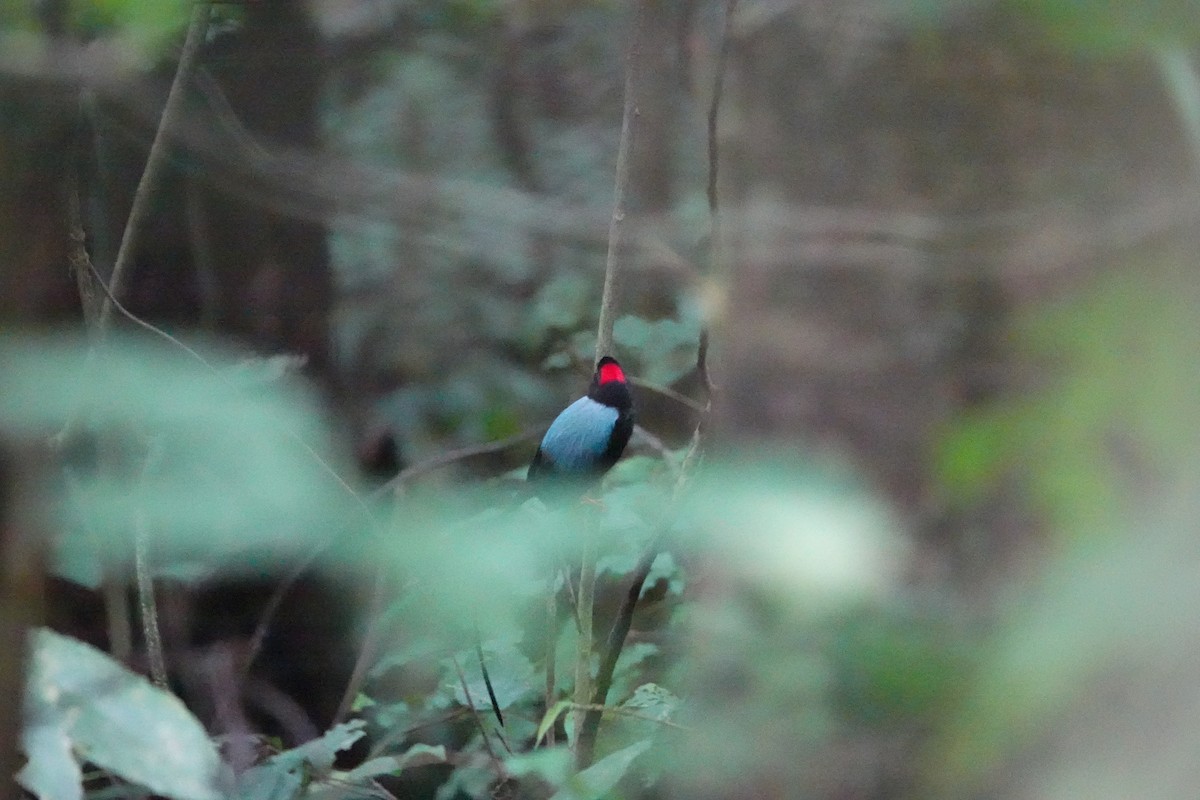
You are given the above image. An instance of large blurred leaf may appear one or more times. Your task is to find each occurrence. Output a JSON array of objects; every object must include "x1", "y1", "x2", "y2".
[
  {"x1": 681, "y1": 457, "x2": 908, "y2": 606},
  {"x1": 20, "y1": 629, "x2": 220, "y2": 800},
  {"x1": 0, "y1": 335, "x2": 359, "y2": 582}
]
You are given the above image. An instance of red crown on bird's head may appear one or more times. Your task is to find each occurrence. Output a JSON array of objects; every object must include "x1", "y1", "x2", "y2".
[{"x1": 597, "y1": 356, "x2": 625, "y2": 385}]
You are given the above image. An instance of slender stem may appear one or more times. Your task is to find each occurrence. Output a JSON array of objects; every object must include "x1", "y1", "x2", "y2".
[
  {"x1": 571, "y1": 0, "x2": 652, "y2": 772},
  {"x1": 134, "y1": 514, "x2": 167, "y2": 689},
  {"x1": 574, "y1": 0, "x2": 730, "y2": 770},
  {"x1": 575, "y1": 536, "x2": 660, "y2": 767},
  {"x1": 331, "y1": 566, "x2": 389, "y2": 726},
  {"x1": 99, "y1": 1, "x2": 211, "y2": 334},
  {"x1": 103, "y1": 568, "x2": 132, "y2": 664},
  {"x1": 572, "y1": 534, "x2": 596, "y2": 765},
  {"x1": 595, "y1": 1, "x2": 650, "y2": 362},
  {"x1": 372, "y1": 427, "x2": 541, "y2": 498},
  {"x1": 627, "y1": 376, "x2": 708, "y2": 413},
  {"x1": 474, "y1": 626, "x2": 505, "y2": 727},
  {"x1": 543, "y1": 588, "x2": 558, "y2": 746},
  {"x1": 706, "y1": 0, "x2": 738, "y2": 219}
]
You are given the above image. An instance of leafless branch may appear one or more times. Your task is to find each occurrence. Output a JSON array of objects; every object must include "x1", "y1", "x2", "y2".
[
  {"x1": 576, "y1": 0, "x2": 657, "y2": 769},
  {"x1": 595, "y1": 0, "x2": 650, "y2": 362},
  {"x1": 332, "y1": 567, "x2": 390, "y2": 727},
  {"x1": 372, "y1": 427, "x2": 541, "y2": 498},
  {"x1": 100, "y1": 2, "x2": 211, "y2": 334},
  {"x1": 628, "y1": 377, "x2": 708, "y2": 414}
]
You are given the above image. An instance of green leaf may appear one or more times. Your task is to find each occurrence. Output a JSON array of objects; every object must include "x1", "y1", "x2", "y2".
[
  {"x1": 22, "y1": 628, "x2": 220, "y2": 800},
  {"x1": 233, "y1": 721, "x2": 367, "y2": 800},
  {"x1": 536, "y1": 700, "x2": 574, "y2": 745},
  {"x1": 339, "y1": 744, "x2": 447, "y2": 781},
  {"x1": 17, "y1": 722, "x2": 81, "y2": 800},
  {"x1": 230, "y1": 762, "x2": 302, "y2": 800},
  {"x1": 272, "y1": 720, "x2": 366, "y2": 775},
  {"x1": 549, "y1": 739, "x2": 652, "y2": 800},
  {"x1": 505, "y1": 746, "x2": 573, "y2": 786},
  {"x1": 434, "y1": 765, "x2": 493, "y2": 800},
  {"x1": 622, "y1": 683, "x2": 680, "y2": 722}
]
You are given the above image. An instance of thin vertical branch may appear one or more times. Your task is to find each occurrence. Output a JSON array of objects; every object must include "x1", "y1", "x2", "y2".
[
  {"x1": 706, "y1": 0, "x2": 738, "y2": 220},
  {"x1": 595, "y1": 1, "x2": 651, "y2": 362},
  {"x1": 571, "y1": 535, "x2": 596, "y2": 759},
  {"x1": 62, "y1": 2, "x2": 211, "y2": 673},
  {"x1": 574, "y1": 0, "x2": 733, "y2": 771},
  {"x1": 135, "y1": 445, "x2": 168, "y2": 689},
  {"x1": 702, "y1": 0, "x2": 737, "y2": 384},
  {"x1": 134, "y1": 524, "x2": 167, "y2": 688},
  {"x1": 331, "y1": 566, "x2": 390, "y2": 726},
  {"x1": 99, "y1": 1, "x2": 211, "y2": 334},
  {"x1": 543, "y1": 589, "x2": 558, "y2": 746},
  {"x1": 572, "y1": 0, "x2": 653, "y2": 772},
  {"x1": 576, "y1": 327, "x2": 713, "y2": 768}
]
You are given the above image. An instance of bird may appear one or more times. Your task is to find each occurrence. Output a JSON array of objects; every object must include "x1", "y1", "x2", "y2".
[{"x1": 528, "y1": 356, "x2": 634, "y2": 487}]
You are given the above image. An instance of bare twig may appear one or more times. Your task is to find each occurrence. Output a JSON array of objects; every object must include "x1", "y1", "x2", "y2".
[
  {"x1": 575, "y1": 536, "x2": 661, "y2": 766},
  {"x1": 575, "y1": 0, "x2": 731, "y2": 770},
  {"x1": 543, "y1": 589, "x2": 558, "y2": 746},
  {"x1": 99, "y1": 2, "x2": 211, "y2": 334},
  {"x1": 572, "y1": 533, "x2": 596, "y2": 760},
  {"x1": 67, "y1": 184, "x2": 104, "y2": 331},
  {"x1": 332, "y1": 567, "x2": 390, "y2": 727},
  {"x1": 134, "y1": 443, "x2": 169, "y2": 689},
  {"x1": 707, "y1": 0, "x2": 738, "y2": 218},
  {"x1": 595, "y1": 0, "x2": 650, "y2": 362},
  {"x1": 631, "y1": 425, "x2": 681, "y2": 480},
  {"x1": 627, "y1": 377, "x2": 708, "y2": 413},
  {"x1": 135, "y1": 518, "x2": 168, "y2": 689},
  {"x1": 372, "y1": 427, "x2": 541, "y2": 498}
]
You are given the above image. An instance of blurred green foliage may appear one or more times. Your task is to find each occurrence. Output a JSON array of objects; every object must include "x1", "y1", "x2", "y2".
[
  {"x1": 0, "y1": 335, "x2": 957, "y2": 800},
  {"x1": 0, "y1": 336, "x2": 357, "y2": 585},
  {"x1": 936, "y1": 262, "x2": 1200, "y2": 536},
  {"x1": 1011, "y1": 0, "x2": 1200, "y2": 52}
]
